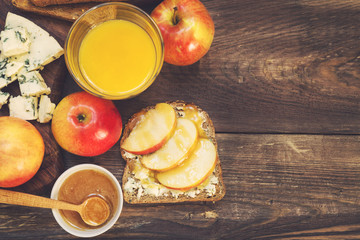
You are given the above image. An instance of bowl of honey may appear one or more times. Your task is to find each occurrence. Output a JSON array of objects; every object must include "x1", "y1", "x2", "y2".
[
  {"x1": 65, "y1": 2, "x2": 164, "y2": 100},
  {"x1": 51, "y1": 164, "x2": 123, "y2": 237}
]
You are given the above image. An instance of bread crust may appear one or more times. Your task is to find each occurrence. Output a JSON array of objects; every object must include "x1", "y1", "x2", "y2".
[{"x1": 121, "y1": 101, "x2": 226, "y2": 204}]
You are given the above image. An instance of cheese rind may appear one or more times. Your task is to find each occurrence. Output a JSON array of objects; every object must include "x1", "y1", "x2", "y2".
[
  {"x1": 38, "y1": 95, "x2": 55, "y2": 123},
  {"x1": 5, "y1": 12, "x2": 64, "y2": 71},
  {"x1": 18, "y1": 69, "x2": 51, "y2": 96},
  {"x1": 9, "y1": 95, "x2": 38, "y2": 120}
]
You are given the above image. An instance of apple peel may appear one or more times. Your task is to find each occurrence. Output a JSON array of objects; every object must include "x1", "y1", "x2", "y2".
[
  {"x1": 156, "y1": 138, "x2": 217, "y2": 191},
  {"x1": 141, "y1": 118, "x2": 198, "y2": 172},
  {"x1": 121, "y1": 103, "x2": 177, "y2": 155}
]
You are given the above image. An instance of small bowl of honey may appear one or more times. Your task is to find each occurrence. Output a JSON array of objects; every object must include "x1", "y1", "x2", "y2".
[
  {"x1": 51, "y1": 164, "x2": 123, "y2": 238},
  {"x1": 65, "y1": 2, "x2": 164, "y2": 100}
]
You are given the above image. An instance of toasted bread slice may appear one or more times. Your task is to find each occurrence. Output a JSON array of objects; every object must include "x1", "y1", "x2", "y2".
[{"x1": 120, "y1": 101, "x2": 226, "y2": 204}]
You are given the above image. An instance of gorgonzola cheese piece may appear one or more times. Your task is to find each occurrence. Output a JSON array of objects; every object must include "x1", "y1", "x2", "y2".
[
  {"x1": 5, "y1": 12, "x2": 64, "y2": 71},
  {"x1": 0, "y1": 72, "x2": 9, "y2": 89},
  {"x1": 5, "y1": 61, "x2": 24, "y2": 77},
  {"x1": 0, "y1": 91, "x2": 10, "y2": 109},
  {"x1": 9, "y1": 95, "x2": 38, "y2": 120},
  {"x1": 0, "y1": 26, "x2": 30, "y2": 57},
  {"x1": 0, "y1": 68, "x2": 17, "y2": 90},
  {"x1": 18, "y1": 69, "x2": 51, "y2": 96},
  {"x1": 0, "y1": 53, "x2": 19, "y2": 89},
  {"x1": 37, "y1": 95, "x2": 55, "y2": 123},
  {"x1": 0, "y1": 72, "x2": 17, "y2": 89}
]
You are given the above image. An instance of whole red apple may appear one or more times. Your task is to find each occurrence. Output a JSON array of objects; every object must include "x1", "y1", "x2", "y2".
[
  {"x1": 151, "y1": 0, "x2": 215, "y2": 66},
  {"x1": 0, "y1": 116, "x2": 44, "y2": 188},
  {"x1": 51, "y1": 91, "x2": 122, "y2": 157}
]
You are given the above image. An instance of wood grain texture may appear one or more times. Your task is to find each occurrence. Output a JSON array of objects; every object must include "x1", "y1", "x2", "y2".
[
  {"x1": 0, "y1": 1, "x2": 68, "y2": 194},
  {"x1": 12, "y1": 0, "x2": 162, "y2": 21},
  {"x1": 106, "y1": 0, "x2": 360, "y2": 134},
  {"x1": 1, "y1": 0, "x2": 360, "y2": 239},
  {"x1": 1, "y1": 134, "x2": 360, "y2": 239},
  {"x1": 9, "y1": 0, "x2": 360, "y2": 134}
]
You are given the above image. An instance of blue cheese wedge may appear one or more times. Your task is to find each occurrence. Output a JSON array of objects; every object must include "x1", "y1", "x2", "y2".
[
  {"x1": 0, "y1": 91, "x2": 10, "y2": 109},
  {"x1": 0, "y1": 26, "x2": 31, "y2": 57},
  {"x1": 5, "y1": 12, "x2": 64, "y2": 71},
  {"x1": 0, "y1": 70, "x2": 17, "y2": 89},
  {"x1": 37, "y1": 95, "x2": 55, "y2": 123},
  {"x1": 18, "y1": 69, "x2": 51, "y2": 96},
  {"x1": 5, "y1": 60, "x2": 24, "y2": 77},
  {"x1": 0, "y1": 57, "x2": 18, "y2": 89},
  {"x1": 9, "y1": 95, "x2": 38, "y2": 120},
  {"x1": 0, "y1": 57, "x2": 8, "y2": 89},
  {"x1": 0, "y1": 70, "x2": 10, "y2": 89}
]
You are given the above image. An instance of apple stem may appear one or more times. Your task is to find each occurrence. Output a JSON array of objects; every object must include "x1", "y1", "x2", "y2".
[
  {"x1": 172, "y1": 7, "x2": 179, "y2": 25},
  {"x1": 77, "y1": 114, "x2": 86, "y2": 123}
]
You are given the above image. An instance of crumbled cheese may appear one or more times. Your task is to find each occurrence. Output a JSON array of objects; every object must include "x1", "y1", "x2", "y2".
[
  {"x1": 143, "y1": 185, "x2": 160, "y2": 197},
  {"x1": 124, "y1": 157, "x2": 219, "y2": 199},
  {"x1": 185, "y1": 188, "x2": 200, "y2": 198},
  {"x1": 203, "y1": 174, "x2": 218, "y2": 196},
  {"x1": 123, "y1": 177, "x2": 140, "y2": 193},
  {"x1": 18, "y1": 69, "x2": 50, "y2": 96},
  {"x1": 37, "y1": 95, "x2": 55, "y2": 123},
  {"x1": 9, "y1": 95, "x2": 38, "y2": 120},
  {"x1": 123, "y1": 151, "x2": 138, "y2": 159},
  {"x1": 170, "y1": 189, "x2": 184, "y2": 199}
]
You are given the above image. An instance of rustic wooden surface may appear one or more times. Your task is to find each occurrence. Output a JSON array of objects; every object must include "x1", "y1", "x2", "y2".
[
  {"x1": 12, "y1": 0, "x2": 162, "y2": 21},
  {"x1": 1, "y1": 0, "x2": 360, "y2": 239},
  {"x1": 0, "y1": 1, "x2": 67, "y2": 194}
]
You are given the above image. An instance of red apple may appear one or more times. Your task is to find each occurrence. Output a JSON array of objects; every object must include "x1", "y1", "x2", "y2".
[
  {"x1": 51, "y1": 91, "x2": 122, "y2": 157},
  {"x1": 151, "y1": 0, "x2": 215, "y2": 66},
  {"x1": 0, "y1": 116, "x2": 44, "y2": 188}
]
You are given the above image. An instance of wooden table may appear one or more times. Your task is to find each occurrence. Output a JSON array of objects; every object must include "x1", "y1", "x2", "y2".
[{"x1": 1, "y1": 0, "x2": 360, "y2": 239}]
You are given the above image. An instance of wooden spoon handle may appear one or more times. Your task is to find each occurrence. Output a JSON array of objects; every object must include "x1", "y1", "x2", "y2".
[{"x1": 0, "y1": 189, "x2": 80, "y2": 212}]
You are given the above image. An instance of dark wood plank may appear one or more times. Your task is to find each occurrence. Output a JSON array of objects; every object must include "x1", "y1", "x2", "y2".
[
  {"x1": 5, "y1": 0, "x2": 360, "y2": 134},
  {"x1": 1, "y1": 134, "x2": 360, "y2": 239},
  {"x1": 110, "y1": 0, "x2": 359, "y2": 134},
  {"x1": 1, "y1": 0, "x2": 360, "y2": 239}
]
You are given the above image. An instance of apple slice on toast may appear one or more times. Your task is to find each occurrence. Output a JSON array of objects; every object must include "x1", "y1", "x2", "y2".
[
  {"x1": 141, "y1": 118, "x2": 198, "y2": 172},
  {"x1": 156, "y1": 138, "x2": 217, "y2": 191},
  {"x1": 120, "y1": 103, "x2": 176, "y2": 155}
]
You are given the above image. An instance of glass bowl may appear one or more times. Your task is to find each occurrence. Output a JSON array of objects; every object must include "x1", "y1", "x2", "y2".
[{"x1": 64, "y1": 2, "x2": 164, "y2": 100}]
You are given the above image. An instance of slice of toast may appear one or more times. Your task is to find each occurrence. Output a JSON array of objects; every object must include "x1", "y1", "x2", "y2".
[{"x1": 120, "y1": 101, "x2": 226, "y2": 204}]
